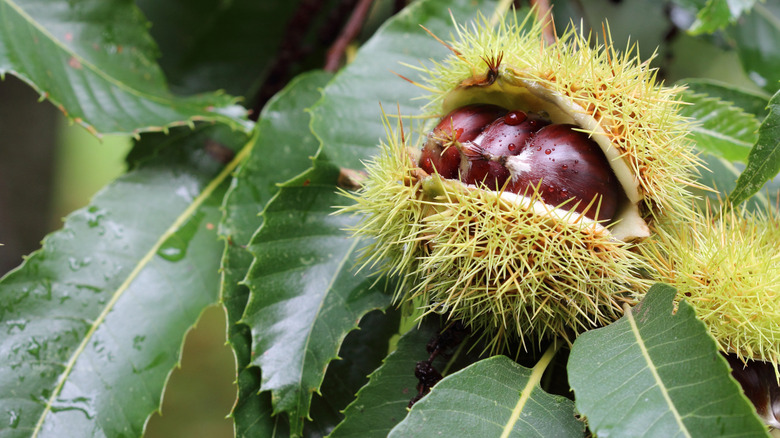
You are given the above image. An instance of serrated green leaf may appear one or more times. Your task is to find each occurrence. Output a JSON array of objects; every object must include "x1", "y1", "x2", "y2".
[
  {"x1": 309, "y1": 0, "x2": 499, "y2": 170},
  {"x1": 689, "y1": 0, "x2": 757, "y2": 34},
  {"x1": 682, "y1": 78, "x2": 771, "y2": 119},
  {"x1": 729, "y1": 2, "x2": 780, "y2": 94},
  {"x1": 729, "y1": 89, "x2": 780, "y2": 206},
  {"x1": 0, "y1": 124, "x2": 249, "y2": 437},
  {"x1": 568, "y1": 284, "x2": 769, "y2": 438},
  {"x1": 331, "y1": 318, "x2": 474, "y2": 438},
  {"x1": 220, "y1": 71, "x2": 333, "y2": 438},
  {"x1": 694, "y1": 151, "x2": 780, "y2": 212},
  {"x1": 135, "y1": 0, "x2": 303, "y2": 97},
  {"x1": 680, "y1": 90, "x2": 760, "y2": 162},
  {"x1": 0, "y1": 0, "x2": 248, "y2": 135},
  {"x1": 389, "y1": 354, "x2": 584, "y2": 438},
  {"x1": 242, "y1": 159, "x2": 392, "y2": 437},
  {"x1": 306, "y1": 308, "x2": 402, "y2": 437}
]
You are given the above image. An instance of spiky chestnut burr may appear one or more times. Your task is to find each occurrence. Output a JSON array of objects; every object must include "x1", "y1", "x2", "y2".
[
  {"x1": 641, "y1": 207, "x2": 780, "y2": 382},
  {"x1": 419, "y1": 12, "x2": 700, "y2": 235},
  {"x1": 341, "y1": 10, "x2": 699, "y2": 349},
  {"x1": 344, "y1": 118, "x2": 651, "y2": 350}
]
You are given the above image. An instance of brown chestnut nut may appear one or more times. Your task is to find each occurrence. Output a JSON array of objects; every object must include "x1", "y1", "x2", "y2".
[
  {"x1": 461, "y1": 154, "x2": 512, "y2": 191},
  {"x1": 475, "y1": 110, "x2": 550, "y2": 157},
  {"x1": 504, "y1": 124, "x2": 620, "y2": 222},
  {"x1": 459, "y1": 110, "x2": 548, "y2": 190},
  {"x1": 419, "y1": 104, "x2": 507, "y2": 179},
  {"x1": 419, "y1": 143, "x2": 461, "y2": 180}
]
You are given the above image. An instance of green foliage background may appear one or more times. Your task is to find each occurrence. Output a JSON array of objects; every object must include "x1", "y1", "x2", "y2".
[{"x1": 1, "y1": 0, "x2": 779, "y2": 437}]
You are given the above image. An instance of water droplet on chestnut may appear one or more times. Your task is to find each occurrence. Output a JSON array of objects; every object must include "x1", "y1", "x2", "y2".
[
  {"x1": 504, "y1": 111, "x2": 527, "y2": 126},
  {"x1": 476, "y1": 111, "x2": 549, "y2": 157}
]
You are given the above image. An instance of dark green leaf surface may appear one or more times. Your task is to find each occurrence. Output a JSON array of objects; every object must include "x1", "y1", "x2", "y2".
[
  {"x1": 135, "y1": 0, "x2": 303, "y2": 97},
  {"x1": 309, "y1": 0, "x2": 498, "y2": 169},
  {"x1": 219, "y1": 71, "x2": 333, "y2": 438},
  {"x1": 729, "y1": 89, "x2": 780, "y2": 206},
  {"x1": 389, "y1": 355, "x2": 584, "y2": 438},
  {"x1": 306, "y1": 308, "x2": 401, "y2": 437},
  {"x1": 680, "y1": 90, "x2": 759, "y2": 162},
  {"x1": 242, "y1": 159, "x2": 392, "y2": 437},
  {"x1": 730, "y1": 2, "x2": 780, "y2": 94},
  {"x1": 0, "y1": 125, "x2": 248, "y2": 438},
  {"x1": 683, "y1": 78, "x2": 771, "y2": 119},
  {"x1": 0, "y1": 0, "x2": 247, "y2": 135},
  {"x1": 330, "y1": 319, "x2": 442, "y2": 438},
  {"x1": 568, "y1": 284, "x2": 769, "y2": 438}
]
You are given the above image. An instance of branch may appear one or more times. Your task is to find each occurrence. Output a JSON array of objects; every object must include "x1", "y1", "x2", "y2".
[
  {"x1": 531, "y1": 0, "x2": 556, "y2": 44},
  {"x1": 324, "y1": 0, "x2": 375, "y2": 72}
]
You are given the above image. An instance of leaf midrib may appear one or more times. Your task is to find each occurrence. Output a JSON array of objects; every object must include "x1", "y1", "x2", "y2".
[
  {"x1": 30, "y1": 141, "x2": 252, "y2": 437},
  {"x1": 626, "y1": 304, "x2": 691, "y2": 438},
  {"x1": 1, "y1": 0, "x2": 242, "y2": 132},
  {"x1": 500, "y1": 343, "x2": 559, "y2": 438}
]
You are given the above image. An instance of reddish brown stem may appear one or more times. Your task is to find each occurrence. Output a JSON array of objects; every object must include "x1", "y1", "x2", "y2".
[
  {"x1": 324, "y1": 0, "x2": 375, "y2": 72},
  {"x1": 531, "y1": 0, "x2": 556, "y2": 44}
]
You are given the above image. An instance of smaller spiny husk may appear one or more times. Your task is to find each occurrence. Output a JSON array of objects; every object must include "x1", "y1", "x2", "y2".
[{"x1": 641, "y1": 206, "x2": 780, "y2": 372}]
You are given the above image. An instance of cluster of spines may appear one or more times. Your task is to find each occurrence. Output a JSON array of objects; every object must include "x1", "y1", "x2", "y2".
[
  {"x1": 342, "y1": 118, "x2": 651, "y2": 351},
  {"x1": 412, "y1": 177, "x2": 650, "y2": 350},
  {"x1": 411, "y1": 11, "x2": 699, "y2": 222},
  {"x1": 340, "y1": 117, "x2": 428, "y2": 293},
  {"x1": 643, "y1": 207, "x2": 780, "y2": 369}
]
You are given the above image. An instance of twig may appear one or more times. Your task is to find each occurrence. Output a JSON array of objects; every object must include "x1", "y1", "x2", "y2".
[
  {"x1": 250, "y1": 0, "x2": 325, "y2": 119},
  {"x1": 324, "y1": 0, "x2": 375, "y2": 72},
  {"x1": 531, "y1": 0, "x2": 556, "y2": 44},
  {"x1": 317, "y1": 0, "x2": 360, "y2": 47}
]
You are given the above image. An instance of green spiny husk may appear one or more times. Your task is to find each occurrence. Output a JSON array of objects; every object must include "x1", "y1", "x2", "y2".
[
  {"x1": 643, "y1": 206, "x2": 780, "y2": 369},
  {"x1": 342, "y1": 119, "x2": 651, "y2": 351}
]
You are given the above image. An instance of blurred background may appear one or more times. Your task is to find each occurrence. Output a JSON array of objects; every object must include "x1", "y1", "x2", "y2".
[{"x1": 0, "y1": 0, "x2": 767, "y2": 436}]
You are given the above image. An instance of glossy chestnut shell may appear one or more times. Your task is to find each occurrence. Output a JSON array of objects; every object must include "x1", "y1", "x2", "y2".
[
  {"x1": 419, "y1": 104, "x2": 507, "y2": 179},
  {"x1": 505, "y1": 124, "x2": 620, "y2": 222},
  {"x1": 419, "y1": 106, "x2": 622, "y2": 223}
]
